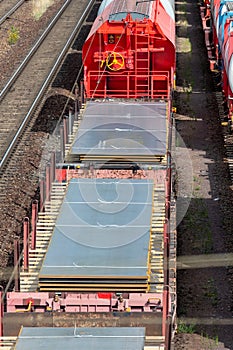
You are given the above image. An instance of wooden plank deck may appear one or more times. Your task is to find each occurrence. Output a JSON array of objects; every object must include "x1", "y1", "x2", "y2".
[
  {"x1": 148, "y1": 184, "x2": 165, "y2": 293},
  {"x1": 20, "y1": 182, "x2": 67, "y2": 292}
]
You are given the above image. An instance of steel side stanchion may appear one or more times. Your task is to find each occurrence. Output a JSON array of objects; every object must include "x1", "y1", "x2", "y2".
[
  {"x1": 163, "y1": 220, "x2": 169, "y2": 287},
  {"x1": 40, "y1": 179, "x2": 45, "y2": 212},
  {"x1": 68, "y1": 108, "x2": 73, "y2": 136},
  {"x1": 162, "y1": 285, "x2": 169, "y2": 337},
  {"x1": 0, "y1": 289, "x2": 3, "y2": 338},
  {"x1": 14, "y1": 239, "x2": 20, "y2": 292},
  {"x1": 75, "y1": 86, "x2": 79, "y2": 120},
  {"x1": 31, "y1": 200, "x2": 38, "y2": 250},
  {"x1": 0, "y1": 286, "x2": 4, "y2": 338},
  {"x1": 165, "y1": 314, "x2": 172, "y2": 350},
  {"x1": 46, "y1": 165, "x2": 51, "y2": 202},
  {"x1": 50, "y1": 152, "x2": 56, "y2": 184},
  {"x1": 60, "y1": 124, "x2": 64, "y2": 162},
  {"x1": 80, "y1": 80, "x2": 85, "y2": 105},
  {"x1": 23, "y1": 218, "x2": 29, "y2": 272},
  {"x1": 63, "y1": 117, "x2": 68, "y2": 147}
]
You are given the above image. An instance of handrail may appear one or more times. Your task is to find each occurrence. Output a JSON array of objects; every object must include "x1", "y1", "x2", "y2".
[
  {"x1": 88, "y1": 70, "x2": 170, "y2": 77},
  {"x1": 86, "y1": 70, "x2": 170, "y2": 98}
]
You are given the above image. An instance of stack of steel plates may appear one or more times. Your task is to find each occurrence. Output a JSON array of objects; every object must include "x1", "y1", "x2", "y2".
[
  {"x1": 66, "y1": 101, "x2": 167, "y2": 164},
  {"x1": 39, "y1": 178, "x2": 154, "y2": 291},
  {"x1": 15, "y1": 327, "x2": 146, "y2": 349}
]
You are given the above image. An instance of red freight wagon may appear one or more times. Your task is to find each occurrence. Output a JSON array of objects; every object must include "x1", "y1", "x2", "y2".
[{"x1": 83, "y1": 0, "x2": 175, "y2": 99}]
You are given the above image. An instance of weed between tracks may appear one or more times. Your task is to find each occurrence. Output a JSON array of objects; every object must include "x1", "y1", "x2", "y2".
[
  {"x1": 8, "y1": 26, "x2": 20, "y2": 45},
  {"x1": 177, "y1": 321, "x2": 196, "y2": 334}
]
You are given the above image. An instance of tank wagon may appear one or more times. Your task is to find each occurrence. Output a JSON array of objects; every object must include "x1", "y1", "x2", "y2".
[
  {"x1": 1, "y1": 0, "x2": 177, "y2": 349},
  {"x1": 83, "y1": 0, "x2": 175, "y2": 98},
  {"x1": 202, "y1": 0, "x2": 233, "y2": 129}
]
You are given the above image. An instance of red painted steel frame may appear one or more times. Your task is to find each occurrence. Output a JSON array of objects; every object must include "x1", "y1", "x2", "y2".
[
  {"x1": 0, "y1": 291, "x2": 3, "y2": 337},
  {"x1": 14, "y1": 240, "x2": 20, "y2": 292},
  {"x1": 83, "y1": 0, "x2": 175, "y2": 98},
  {"x1": 31, "y1": 200, "x2": 38, "y2": 250},
  {"x1": 23, "y1": 218, "x2": 29, "y2": 271},
  {"x1": 7, "y1": 292, "x2": 164, "y2": 313}
]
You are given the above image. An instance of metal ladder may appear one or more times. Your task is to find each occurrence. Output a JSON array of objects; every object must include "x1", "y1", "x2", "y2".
[{"x1": 134, "y1": 23, "x2": 151, "y2": 97}]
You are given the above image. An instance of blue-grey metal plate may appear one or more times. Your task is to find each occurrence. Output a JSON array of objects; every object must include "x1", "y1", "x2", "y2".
[
  {"x1": 15, "y1": 327, "x2": 145, "y2": 350},
  {"x1": 70, "y1": 101, "x2": 167, "y2": 157},
  {"x1": 39, "y1": 178, "x2": 153, "y2": 279}
]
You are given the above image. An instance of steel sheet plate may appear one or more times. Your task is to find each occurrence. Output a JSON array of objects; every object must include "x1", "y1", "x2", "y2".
[
  {"x1": 70, "y1": 101, "x2": 167, "y2": 158},
  {"x1": 15, "y1": 327, "x2": 145, "y2": 350},
  {"x1": 39, "y1": 179, "x2": 153, "y2": 280}
]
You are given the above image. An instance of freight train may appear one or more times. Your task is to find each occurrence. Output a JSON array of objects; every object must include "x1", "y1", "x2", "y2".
[
  {"x1": 201, "y1": 0, "x2": 233, "y2": 130},
  {"x1": 1, "y1": 0, "x2": 177, "y2": 349}
]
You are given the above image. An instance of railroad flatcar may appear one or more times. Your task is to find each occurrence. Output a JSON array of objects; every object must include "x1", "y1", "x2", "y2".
[
  {"x1": 1, "y1": 0, "x2": 177, "y2": 349},
  {"x1": 202, "y1": 0, "x2": 233, "y2": 129},
  {"x1": 83, "y1": 0, "x2": 175, "y2": 99}
]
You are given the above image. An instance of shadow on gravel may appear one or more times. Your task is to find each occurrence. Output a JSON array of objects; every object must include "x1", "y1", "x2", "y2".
[{"x1": 175, "y1": 0, "x2": 233, "y2": 347}]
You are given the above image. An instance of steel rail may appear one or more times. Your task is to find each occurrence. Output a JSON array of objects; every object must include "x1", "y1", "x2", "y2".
[
  {"x1": 0, "y1": 0, "x2": 96, "y2": 171},
  {"x1": 0, "y1": 0, "x2": 72, "y2": 102},
  {"x1": 0, "y1": 0, "x2": 24, "y2": 25}
]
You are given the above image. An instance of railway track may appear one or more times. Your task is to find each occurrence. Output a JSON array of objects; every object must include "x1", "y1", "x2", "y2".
[
  {"x1": 0, "y1": 0, "x2": 96, "y2": 171},
  {"x1": 0, "y1": 0, "x2": 100, "y2": 274},
  {"x1": 0, "y1": 0, "x2": 24, "y2": 24}
]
